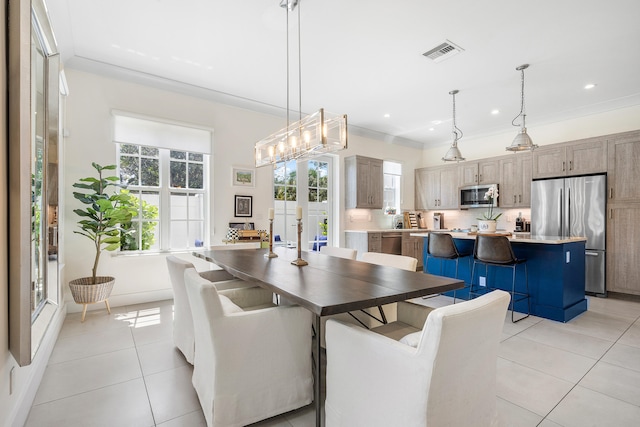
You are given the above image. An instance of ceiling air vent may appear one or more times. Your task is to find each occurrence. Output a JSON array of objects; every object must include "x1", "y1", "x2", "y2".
[{"x1": 422, "y1": 40, "x2": 464, "y2": 63}]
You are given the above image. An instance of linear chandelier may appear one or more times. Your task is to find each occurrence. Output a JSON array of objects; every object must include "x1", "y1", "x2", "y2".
[
  {"x1": 506, "y1": 64, "x2": 538, "y2": 152},
  {"x1": 255, "y1": 0, "x2": 347, "y2": 168}
]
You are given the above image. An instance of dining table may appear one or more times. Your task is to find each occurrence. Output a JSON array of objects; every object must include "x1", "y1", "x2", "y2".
[{"x1": 193, "y1": 247, "x2": 464, "y2": 427}]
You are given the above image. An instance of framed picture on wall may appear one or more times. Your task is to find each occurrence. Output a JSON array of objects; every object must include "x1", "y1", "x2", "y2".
[
  {"x1": 234, "y1": 195, "x2": 253, "y2": 217},
  {"x1": 232, "y1": 166, "x2": 255, "y2": 187}
]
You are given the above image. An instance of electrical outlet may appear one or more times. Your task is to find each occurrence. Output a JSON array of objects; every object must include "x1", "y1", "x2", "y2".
[
  {"x1": 479, "y1": 276, "x2": 487, "y2": 287},
  {"x1": 10, "y1": 367, "x2": 15, "y2": 395}
]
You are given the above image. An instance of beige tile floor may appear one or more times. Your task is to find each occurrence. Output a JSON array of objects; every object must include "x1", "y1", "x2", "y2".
[{"x1": 26, "y1": 294, "x2": 640, "y2": 426}]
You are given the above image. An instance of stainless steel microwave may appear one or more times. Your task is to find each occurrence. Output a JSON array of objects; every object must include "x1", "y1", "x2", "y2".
[{"x1": 459, "y1": 184, "x2": 499, "y2": 209}]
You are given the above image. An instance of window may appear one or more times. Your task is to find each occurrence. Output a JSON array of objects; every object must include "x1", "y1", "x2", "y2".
[
  {"x1": 383, "y1": 161, "x2": 402, "y2": 213},
  {"x1": 114, "y1": 112, "x2": 211, "y2": 252}
]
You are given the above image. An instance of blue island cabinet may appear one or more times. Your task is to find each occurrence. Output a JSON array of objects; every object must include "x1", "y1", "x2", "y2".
[{"x1": 420, "y1": 234, "x2": 588, "y2": 322}]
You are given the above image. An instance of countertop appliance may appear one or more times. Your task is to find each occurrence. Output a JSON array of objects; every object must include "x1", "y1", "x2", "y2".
[
  {"x1": 531, "y1": 174, "x2": 606, "y2": 295},
  {"x1": 433, "y1": 212, "x2": 444, "y2": 229},
  {"x1": 459, "y1": 184, "x2": 499, "y2": 209}
]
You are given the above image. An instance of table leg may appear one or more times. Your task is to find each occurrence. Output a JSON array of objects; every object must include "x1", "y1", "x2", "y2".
[{"x1": 314, "y1": 314, "x2": 322, "y2": 427}]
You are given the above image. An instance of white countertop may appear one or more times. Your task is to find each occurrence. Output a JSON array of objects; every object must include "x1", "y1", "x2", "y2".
[
  {"x1": 409, "y1": 231, "x2": 587, "y2": 245},
  {"x1": 344, "y1": 228, "x2": 431, "y2": 233}
]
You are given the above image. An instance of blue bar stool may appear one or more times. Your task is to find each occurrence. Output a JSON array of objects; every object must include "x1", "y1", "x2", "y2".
[
  {"x1": 426, "y1": 232, "x2": 472, "y2": 303},
  {"x1": 469, "y1": 235, "x2": 530, "y2": 322}
]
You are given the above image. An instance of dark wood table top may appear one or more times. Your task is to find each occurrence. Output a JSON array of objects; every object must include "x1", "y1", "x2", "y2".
[{"x1": 194, "y1": 248, "x2": 464, "y2": 317}]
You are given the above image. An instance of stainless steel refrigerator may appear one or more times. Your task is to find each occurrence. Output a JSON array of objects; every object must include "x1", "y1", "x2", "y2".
[{"x1": 531, "y1": 174, "x2": 606, "y2": 295}]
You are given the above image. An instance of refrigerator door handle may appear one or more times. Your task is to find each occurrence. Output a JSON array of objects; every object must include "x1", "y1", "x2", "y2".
[
  {"x1": 567, "y1": 187, "x2": 571, "y2": 237},
  {"x1": 559, "y1": 188, "x2": 563, "y2": 236},
  {"x1": 585, "y1": 251, "x2": 599, "y2": 256}
]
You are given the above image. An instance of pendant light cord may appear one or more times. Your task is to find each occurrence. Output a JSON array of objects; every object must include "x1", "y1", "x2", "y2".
[
  {"x1": 298, "y1": 2, "x2": 302, "y2": 123},
  {"x1": 512, "y1": 66, "x2": 526, "y2": 128},
  {"x1": 451, "y1": 91, "x2": 463, "y2": 145},
  {"x1": 286, "y1": 6, "x2": 290, "y2": 130}
]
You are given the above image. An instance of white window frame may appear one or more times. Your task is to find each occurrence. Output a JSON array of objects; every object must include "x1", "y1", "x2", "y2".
[
  {"x1": 383, "y1": 160, "x2": 403, "y2": 213},
  {"x1": 113, "y1": 112, "x2": 212, "y2": 253}
]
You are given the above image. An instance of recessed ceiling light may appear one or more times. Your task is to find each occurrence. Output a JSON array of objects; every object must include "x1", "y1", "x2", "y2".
[
  {"x1": 429, "y1": 127, "x2": 435, "y2": 131},
  {"x1": 432, "y1": 120, "x2": 442, "y2": 125},
  {"x1": 384, "y1": 114, "x2": 390, "y2": 118},
  {"x1": 584, "y1": 83, "x2": 597, "y2": 89},
  {"x1": 491, "y1": 109, "x2": 500, "y2": 115}
]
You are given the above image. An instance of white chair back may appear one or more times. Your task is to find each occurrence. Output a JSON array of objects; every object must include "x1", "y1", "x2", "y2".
[
  {"x1": 320, "y1": 246, "x2": 357, "y2": 260},
  {"x1": 166, "y1": 255, "x2": 197, "y2": 363},
  {"x1": 360, "y1": 252, "x2": 418, "y2": 271},
  {"x1": 184, "y1": 268, "x2": 313, "y2": 427},
  {"x1": 325, "y1": 290, "x2": 510, "y2": 426}
]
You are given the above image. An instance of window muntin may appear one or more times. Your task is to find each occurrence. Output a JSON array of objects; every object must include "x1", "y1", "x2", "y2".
[
  {"x1": 118, "y1": 143, "x2": 208, "y2": 252},
  {"x1": 383, "y1": 161, "x2": 402, "y2": 213}
]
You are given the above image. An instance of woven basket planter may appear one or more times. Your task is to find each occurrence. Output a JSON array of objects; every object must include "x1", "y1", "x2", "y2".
[{"x1": 69, "y1": 276, "x2": 115, "y2": 304}]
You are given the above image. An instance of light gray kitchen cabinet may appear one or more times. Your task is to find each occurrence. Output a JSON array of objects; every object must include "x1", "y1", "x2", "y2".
[
  {"x1": 345, "y1": 155, "x2": 383, "y2": 209},
  {"x1": 459, "y1": 160, "x2": 500, "y2": 186},
  {"x1": 608, "y1": 133, "x2": 640, "y2": 203},
  {"x1": 415, "y1": 165, "x2": 458, "y2": 210},
  {"x1": 532, "y1": 140, "x2": 606, "y2": 179},
  {"x1": 401, "y1": 234, "x2": 424, "y2": 270},
  {"x1": 499, "y1": 153, "x2": 532, "y2": 208},
  {"x1": 606, "y1": 204, "x2": 640, "y2": 295},
  {"x1": 606, "y1": 131, "x2": 640, "y2": 295}
]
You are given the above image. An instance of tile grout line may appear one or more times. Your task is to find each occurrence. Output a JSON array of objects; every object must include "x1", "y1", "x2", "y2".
[
  {"x1": 536, "y1": 313, "x2": 639, "y2": 426},
  {"x1": 125, "y1": 302, "x2": 160, "y2": 427}
]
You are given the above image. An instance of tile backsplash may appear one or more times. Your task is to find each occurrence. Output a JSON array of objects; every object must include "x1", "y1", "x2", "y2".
[{"x1": 344, "y1": 208, "x2": 531, "y2": 231}]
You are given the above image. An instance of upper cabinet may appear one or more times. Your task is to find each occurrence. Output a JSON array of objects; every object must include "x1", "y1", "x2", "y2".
[
  {"x1": 499, "y1": 153, "x2": 532, "y2": 208},
  {"x1": 459, "y1": 160, "x2": 500, "y2": 186},
  {"x1": 532, "y1": 140, "x2": 607, "y2": 179},
  {"x1": 608, "y1": 133, "x2": 640, "y2": 204},
  {"x1": 415, "y1": 165, "x2": 458, "y2": 210},
  {"x1": 345, "y1": 155, "x2": 384, "y2": 209}
]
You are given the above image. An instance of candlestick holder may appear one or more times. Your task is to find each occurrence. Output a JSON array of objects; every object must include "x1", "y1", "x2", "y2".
[
  {"x1": 291, "y1": 218, "x2": 308, "y2": 266},
  {"x1": 265, "y1": 218, "x2": 278, "y2": 258}
]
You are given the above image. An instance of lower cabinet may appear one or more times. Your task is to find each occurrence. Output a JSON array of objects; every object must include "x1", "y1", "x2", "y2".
[
  {"x1": 606, "y1": 204, "x2": 640, "y2": 295},
  {"x1": 401, "y1": 234, "x2": 423, "y2": 270}
]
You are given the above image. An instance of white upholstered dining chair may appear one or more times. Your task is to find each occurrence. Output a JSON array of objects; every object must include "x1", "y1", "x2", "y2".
[
  {"x1": 360, "y1": 251, "x2": 418, "y2": 271},
  {"x1": 319, "y1": 245, "x2": 357, "y2": 260},
  {"x1": 324, "y1": 289, "x2": 510, "y2": 427},
  {"x1": 165, "y1": 255, "x2": 251, "y2": 364},
  {"x1": 184, "y1": 268, "x2": 313, "y2": 427},
  {"x1": 354, "y1": 252, "x2": 419, "y2": 327}
]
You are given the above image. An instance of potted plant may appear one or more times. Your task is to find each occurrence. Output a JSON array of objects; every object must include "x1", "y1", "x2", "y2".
[
  {"x1": 69, "y1": 162, "x2": 134, "y2": 321},
  {"x1": 477, "y1": 185, "x2": 501, "y2": 233}
]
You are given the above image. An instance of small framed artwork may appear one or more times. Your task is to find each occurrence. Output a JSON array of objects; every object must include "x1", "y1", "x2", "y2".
[
  {"x1": 232, "y1": 166, "x2": 255, "y2": 187},
  {"x1": 234, "y1": 195, "x2": 253, "y2": 217}
]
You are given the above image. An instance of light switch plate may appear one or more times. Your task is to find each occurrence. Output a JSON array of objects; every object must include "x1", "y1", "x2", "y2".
[
  {"x1": 566, "y1": 251, "x2": 570, "y2": 263},
  {"x1": 479, "y1": 276, "x2": 486, "y2": 287}
]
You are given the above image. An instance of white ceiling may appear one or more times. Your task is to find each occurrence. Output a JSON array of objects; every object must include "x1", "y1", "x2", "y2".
[{"x1": 46, "y1": 0, "x2": 640, "y2": 149}]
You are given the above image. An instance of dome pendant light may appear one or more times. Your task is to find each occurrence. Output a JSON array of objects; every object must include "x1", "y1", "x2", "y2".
[
  {"x1": 442, "y1": 89, "x2": 465, "y2": 162},
  {"x1": 506, "y1": 64, "x2": 538, "y2": 152}
]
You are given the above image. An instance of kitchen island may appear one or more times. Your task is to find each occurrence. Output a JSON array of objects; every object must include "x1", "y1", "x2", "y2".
[{"x1": 412, "y1": 232, "x2": 588, "y2": 322}]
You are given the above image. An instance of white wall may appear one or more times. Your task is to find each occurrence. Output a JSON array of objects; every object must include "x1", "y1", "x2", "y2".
[
  {"x1": 420, "y1": 104, "x2": 640, "y2": 167},
  {"x1": 61, "y1": 69, "x2": 426, "y2": 309}
]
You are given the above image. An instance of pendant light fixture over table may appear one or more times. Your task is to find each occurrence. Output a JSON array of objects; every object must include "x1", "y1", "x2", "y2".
[
  {"x1": 254, "y1": 0, "x2": 348, "y2": 168},
  {"x1": 506, "y1": 64, "x2": 538, "y2": 152},
  {"x1": 442, "y1": 89, "x2": 465, "y2": 162}
]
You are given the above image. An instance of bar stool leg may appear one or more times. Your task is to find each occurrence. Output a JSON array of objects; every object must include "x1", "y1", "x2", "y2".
[{"x1": 511, "y1": 262, "x2": 531, "y2": 323}]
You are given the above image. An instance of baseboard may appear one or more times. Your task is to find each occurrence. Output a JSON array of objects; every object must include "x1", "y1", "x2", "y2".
[
  {"x1": 65, "y1": 289, "x2": 174, "y2": 313},
  {"x1": 8, "y1": 302, "x2": 67, "y2": 427}
]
